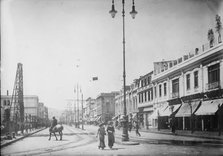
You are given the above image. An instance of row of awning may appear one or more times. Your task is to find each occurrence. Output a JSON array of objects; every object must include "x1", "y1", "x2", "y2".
[
  {"x1": 89, "y1": 115, "x2": 101, "y2": 122},
  {"x1": 112, "y1": 113, "x2": 138, "y2": 121},
  {"x1": 150, "y1": 98, "x2": 223, "y2": 118}
]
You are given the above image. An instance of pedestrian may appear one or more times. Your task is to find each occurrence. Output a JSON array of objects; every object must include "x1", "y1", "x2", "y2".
[
  {"x1": 217, "y1": 104, "x2": 223, "y2": 136},
  {"x1": 50, "y1": 116, "x2": 57, "y2": 131},
  {"x1": 170, "y1": 116, "x2": 176, "y2": 134},
  {"x1": 107, "y1": 121, "x2": 115, "y2": 149},
  {"x1": 135, "y1": 122, "x2": 141, "y2": 136},
  {"x1": 96, "y1": 123, "x2": 106, "y2": 150},
  {"x1": 128, "y1": 122, "x2": 132, "y2": 132}
]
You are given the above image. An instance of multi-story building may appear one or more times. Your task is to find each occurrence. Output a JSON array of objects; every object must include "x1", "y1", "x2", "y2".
[
  {"x1": 1, "y1": 95, "x2": 49, "y2": 128},
  {"x1": 85, "y1": 97, "x2": 96, "y2": 123},
  {"x1": 137, "y1": 72, "x2": 154, "y2": 128},
  {"x1": 115, "y1": 86, "x2": 130, "y2": 117},
  {"x1": 151, "y1": 41, "x2": 223, "y2": 131},
  {"x1": 115, "y1": 80, "x2": 139, "y2": 125},
  {"x1": 96, "y1": 92, "x2": 119, "y2": 124}
]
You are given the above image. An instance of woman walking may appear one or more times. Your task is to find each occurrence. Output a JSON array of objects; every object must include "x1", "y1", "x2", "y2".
[
  {"x1": 107, "y1": 121, "x2": 115, "y2": 149},
  {"x1": 96, "y1": 123, "x2": 106, "y2": 150}
]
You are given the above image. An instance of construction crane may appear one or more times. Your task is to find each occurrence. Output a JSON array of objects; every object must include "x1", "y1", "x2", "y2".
[{"x1": 9, "y1": 63, "x2": 24, "y2": 133}]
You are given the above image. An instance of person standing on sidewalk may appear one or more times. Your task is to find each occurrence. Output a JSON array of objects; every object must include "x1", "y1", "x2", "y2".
[
  {"x1": 96, "y1": 123, "x2": 106, "y2": 150},
  {"x1": 217, "y1": 104, "x2": 223, "y2": 136},
  {"x1": 135, "y1": 122, "x2": 141, "y2": 137},
  {"x1": 107, "y1": 121, "x2": 115, "y2": 149}
]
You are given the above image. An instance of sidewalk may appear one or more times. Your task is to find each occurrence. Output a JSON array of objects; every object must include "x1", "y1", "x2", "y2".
[
  {"x1": 137, "y1": 127, "x2": 223, "y2": 140},
  {"x1": 84, "y1": 124, "x2": 223, "y2": 140},
  {"x1": 0, "y1": 127, "x2": 46, "y2": 148}
]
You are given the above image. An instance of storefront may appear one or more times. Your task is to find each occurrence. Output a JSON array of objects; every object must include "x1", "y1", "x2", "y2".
[
  {"x1": 175, "y1": 100, "x2": 201, "y2": 130},
  {"x1": 195, "y1": 98, "x2": 223, "y2": 131},
  {"x1": 158, "y1": 104, "x2": 181, "y2": 129}
]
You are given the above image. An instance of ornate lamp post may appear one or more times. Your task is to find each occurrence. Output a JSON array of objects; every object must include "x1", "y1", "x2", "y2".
[{"x1": 109, "y1": 0, "x2": 137, "y2": 141}]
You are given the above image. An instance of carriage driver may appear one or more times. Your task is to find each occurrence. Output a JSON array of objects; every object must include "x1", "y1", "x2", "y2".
[{"x1": 50, "y1": 116, "x2": 58, "y2": 131}]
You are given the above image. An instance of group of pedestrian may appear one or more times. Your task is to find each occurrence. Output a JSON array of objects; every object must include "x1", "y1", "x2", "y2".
[{"x1": 96, "y1": 121, "x2": 115, "y2": 150}]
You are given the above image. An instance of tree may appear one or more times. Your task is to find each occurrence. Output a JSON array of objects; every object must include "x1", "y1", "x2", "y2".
[
  {"x1": 216, "y1": 14, "x2": 222, "y2": 43},
  {"x1": 208, "y1": 29, "x2": 214, "y2": 48}
]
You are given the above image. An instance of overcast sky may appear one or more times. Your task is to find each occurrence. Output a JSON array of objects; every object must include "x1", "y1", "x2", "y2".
[{"x1": 1, "y1": 0, "x2": 223, "y2": 110}]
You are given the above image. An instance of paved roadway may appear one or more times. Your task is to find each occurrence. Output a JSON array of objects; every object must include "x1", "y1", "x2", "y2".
[{"x1": 1, "y1": 124, "x2": 223, "y2": 156}]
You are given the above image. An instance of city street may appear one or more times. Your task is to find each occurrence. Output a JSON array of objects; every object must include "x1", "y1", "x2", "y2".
[{"x1": 1, "y1": 124, "x2": 223, "y2": 156}]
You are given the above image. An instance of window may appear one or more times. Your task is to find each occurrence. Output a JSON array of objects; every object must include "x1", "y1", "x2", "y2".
[
  {"x1": 208, "y1": 63, "x2": 220, "y2": 84},
  {"x1": 141, "y1": 93, "x2": 144, "y2": 103},
  {"x1": 151, "y1": 89, "x2": 153, "y2": 100},
  {"x1": 172, "y1": 78, "x2": 179, "y2": 97},
  {"x1": 141, "y1": 80, "x2": 143, "y2": 87},
  {"x1": 154, "y1": 86, "x2": 157, "y2": 98},
  {"x1": 194, "y1": 71, "x2": 198, "y2": 88},
  {"x1": 164, "y1": 83, "x2": 167, "y2": 96},
  {"x1": 186, "y1": 74, "x2": 190, "y2": 90},
  {"x1": 148, "y1": 90, "x2": 150, "y2": 101},
  {"x1": 159, "y1": 84, "x2": 162, "y2": 97},
  {"x1": 144, "y1": 91, "x2": 147, "y2": 102},
  {"x1": 148, "y1": 76, "x2": 151, "y2": 84}
]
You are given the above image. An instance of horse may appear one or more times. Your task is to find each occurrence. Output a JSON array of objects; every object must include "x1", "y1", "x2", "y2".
[{"x1": 48, "y1": 124, "x2": 63, "y2": 141}]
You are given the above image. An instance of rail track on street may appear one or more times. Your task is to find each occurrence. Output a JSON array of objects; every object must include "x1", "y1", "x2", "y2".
[{"x1": 1, "y1": 125, "x2": 97, "y2": 156}]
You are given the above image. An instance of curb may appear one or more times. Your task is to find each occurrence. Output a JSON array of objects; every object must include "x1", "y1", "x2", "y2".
[
  {"x1": 140, "y1": 130, "x2": 223, "y2": 140},
  {"x1": 1, "y1": 128, "x2": 47, "y2": 148}
]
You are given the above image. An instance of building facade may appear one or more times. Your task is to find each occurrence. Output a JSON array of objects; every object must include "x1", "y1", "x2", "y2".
[
  {"x1": 152, "y1": 41, "x2": 223, "y2": 131},
  {"x1": 96, "y1": 92, "x2": 118, "y2": 124},
  {"x1": 1, "y1": 95, "x2": 49, "y2": 129}
]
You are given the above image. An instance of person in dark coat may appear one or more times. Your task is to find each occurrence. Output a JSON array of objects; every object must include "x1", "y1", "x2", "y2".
[
  {"x1": 96, "y1": 123, "x2": 106, "y2": 150},
  {"x1": 50, "y1": 116, "x2": 57, "y2": 131},
  {"x1": 135, "y1": 122, "x2": 141, "y2": 136},
  {"x1": 217, "y1": 104, "x2": 223, "y2": 136},
  {"x1": 107, "y1": 121, "x2": 115, "y2": 149}
]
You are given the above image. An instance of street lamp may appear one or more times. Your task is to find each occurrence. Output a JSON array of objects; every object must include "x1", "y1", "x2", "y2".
[{"x1": 109, "y1": 0, "x2": 137, "y2": 142}]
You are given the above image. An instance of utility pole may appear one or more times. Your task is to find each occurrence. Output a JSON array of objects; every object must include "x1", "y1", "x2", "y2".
[
  {"x1": 81, "y1": 92, "x2": 84, "y2": 130},
  {"x1": 77, "y1": 84, "x2": 80, "y2": 128}
]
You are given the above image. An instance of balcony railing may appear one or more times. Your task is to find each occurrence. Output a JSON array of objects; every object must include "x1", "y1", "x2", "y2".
[
  {"x1": 171, "y1": 92, "x2": 179, "y2": 98},
  {"x1": 206, "y1": 81, "x2": 221, "y2": 90}
]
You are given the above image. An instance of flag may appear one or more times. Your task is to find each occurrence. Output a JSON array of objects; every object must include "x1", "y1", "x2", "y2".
[{"x1": 92, "y1": 77, "x2": 98, "y2": 81}]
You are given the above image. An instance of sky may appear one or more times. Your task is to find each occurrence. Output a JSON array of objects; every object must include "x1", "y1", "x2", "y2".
[{"x1": 1, "y1": 0, "x2": 223, "y2": 110}]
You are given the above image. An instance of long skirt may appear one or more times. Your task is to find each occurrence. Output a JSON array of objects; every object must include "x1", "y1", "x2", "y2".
[
  {"x1": 108, "y1": 133, "x2": 114, "y2": 148},
  {"x1": 98, "y1": 135, "x2": 105, "y2": 149}
]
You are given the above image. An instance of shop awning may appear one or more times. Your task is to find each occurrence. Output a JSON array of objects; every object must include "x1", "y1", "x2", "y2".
[
  {"x1": 175, "y1": 101, "x2": 201, "y2": 117},
  {"x1": 112, "y1": 115, "x2": 119, "y2": 120},
  {"x1": 195, "y1": 99, "x2": 223, "y2": 116},
  {"x1": 160, "y1": 104, "x2": 181, "y2": 117},
  {"x1": 150, "y1": 109, "x2": 159, "y2": 119},
  {"x1": 95, "y1": 115, "x2": 102, "y2": 122},
  {"x1": 143, "y1": 107, "x2": 153, "y2": 112}
]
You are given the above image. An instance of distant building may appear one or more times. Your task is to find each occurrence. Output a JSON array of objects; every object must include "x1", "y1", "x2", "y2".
[
  {"x1": 96, "y1": 92, "x2": 119, "y2": 124},
  {"x1": 137, "y1": 71, "x2": 154, "y2": 129},
  {"x1": 85, "y1": 97, "x2": 96, "y2": 123},
  {"x1": 1, "y1": 95, "x2": 49, "y2": 128}
]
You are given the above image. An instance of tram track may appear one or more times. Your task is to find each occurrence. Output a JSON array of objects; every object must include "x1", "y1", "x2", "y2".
[{"x1": 2, "y1": 125, "x2": 97, "y2": 156}]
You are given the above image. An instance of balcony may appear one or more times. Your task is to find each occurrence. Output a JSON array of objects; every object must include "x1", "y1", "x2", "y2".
[
  {"x1": 171, "y1": 92, "x2": 179, "y2": 98},
  {"x1": 206, "y1": 81, "x2": 221, "y2": 90}
]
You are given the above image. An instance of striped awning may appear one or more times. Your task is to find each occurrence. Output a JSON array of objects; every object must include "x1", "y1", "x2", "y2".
[{"x1": 195, "y1": 99, "x2": 223, "y2": 116}]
